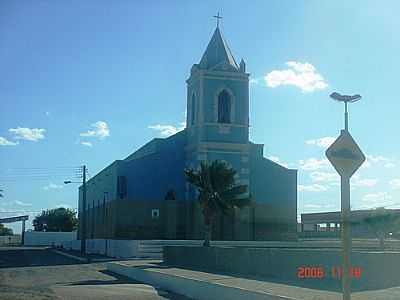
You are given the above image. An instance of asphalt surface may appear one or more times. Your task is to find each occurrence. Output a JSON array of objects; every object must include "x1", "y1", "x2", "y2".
[{"x1": 0, "y1": 246, "x2": 192, "y2": 300}]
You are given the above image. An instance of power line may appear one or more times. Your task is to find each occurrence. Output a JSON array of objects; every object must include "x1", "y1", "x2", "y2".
[
  {"x1": 0, "y1": 166, "x2": 84, "y2": 183},
  {"x1": 0, "y1": 211, "x2": 42, "y2": 214},
  {"x1": 0, "y1": 176, "x2": 82, "y2": 183},
  {"x1": 1, "y1": 166, "x2": 81, "y2": 170},
  {"x1": 0, "y1": 208, "x2": 78, "y2": 214}
]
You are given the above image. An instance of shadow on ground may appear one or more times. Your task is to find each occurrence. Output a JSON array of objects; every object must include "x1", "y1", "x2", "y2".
[
  {"x1": 67, "y1": 269, "x2": 192, "y2": 299},
  {"x1": 0, "y1": 248, "x2": 84, "y2": 268},
  {"x1": 66, "y1": 269, "x2": 135, "y2": 286}
]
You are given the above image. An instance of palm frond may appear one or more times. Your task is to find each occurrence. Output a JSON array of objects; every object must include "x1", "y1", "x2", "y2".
[
  {"x1": 184, "y1": 160, "x2": 251, "y2": 216},
  {"x1": 229, "y1": 196, "x2": 252, "y2": 208},
  {"x1": 220, "y1": 184, "x2": 248, "y2": 200}
]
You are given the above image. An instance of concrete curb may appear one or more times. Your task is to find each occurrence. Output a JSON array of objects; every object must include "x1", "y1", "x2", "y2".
[{"x1": 107, "y1": 262, "x2": 302, "y2": 300}]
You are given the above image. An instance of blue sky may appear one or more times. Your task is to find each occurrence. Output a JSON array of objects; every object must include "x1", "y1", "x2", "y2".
[{"x1": 1, "y1": 1, "x2": 399, "y2": 232}]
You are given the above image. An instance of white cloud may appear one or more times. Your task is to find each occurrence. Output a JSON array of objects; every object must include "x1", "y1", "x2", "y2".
[
  {"x1": 298, "y1": 184, "x2": 329, "y2": 192},
  {"x1": 80, "y1": 141, "x2": 92, "y2": 147},
  {"x1": 310, "y1": 171, "x2": 339, "y2": 183},
  {"x1": 384, "y1": 162, "x2": 396, "y2": 168},
  {"x1": 267, "y1": 156, "x2": 289, "y2": 168},
  {"x1": 0, "y1": 136, "x2": 18, "y2": 146},
  {"x1": 149, "y1": 112, "x2": 186, "y2": 138},
  {"x1": 368, "y1": 155, "x2": 388, "y2": 164},
  {"x1": 389, "y1": 179, "x2": 400, "y2": 189},
  {"x1": 360, "y1": 192, "x2": 394, "y2": 209},
  {"x1": 148, "y1": 125, "x2": 183, "y2": 137},
  {"x1": 0, "y1": 200, "x2": 33, "y2": 212},
  {"x1": 264, "y1": 61, "x2": 328, "y2": 93},
  {"x1": 302, "y1": 203, "x2": 335, "y2": 210},
  {"x1": 305, "y1": 137, "x2": 335, "y2": 149},
  {"x1": 9, "y1": 127, "x2": 46, "y2": 142},
  {"x1": 43, "y1": 183, "x2": 63, "y2": 191},
  {"x1": 55, "y1": 203, "x2": 72, "y2": 209},
  {"x1": 80, "y1": 121, "x2": 110, "y2": 139},
  {"x1": 14, "y1": 200, "x2": 32, "y2": 207},
  {"x1": 303, "y1": 204, "x2": 323, "y2": 209},
  {"x1": 364, "y1": 155, "x2": 396, "y2": 169},
  {"x1": 351, "y1": 175, "x2": 378, "y2": 188},
  {"x1": 299, "y1": 158, "x2": 330, "y2": 171}
]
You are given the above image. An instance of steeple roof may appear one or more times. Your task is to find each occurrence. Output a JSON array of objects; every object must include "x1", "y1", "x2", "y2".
[{"x1": 199, "y1": 27, "x2": 239, "y2": 71}]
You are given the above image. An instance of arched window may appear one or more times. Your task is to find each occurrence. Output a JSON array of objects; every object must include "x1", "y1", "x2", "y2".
[
  {"x1": 191, "y1": 94, "x2": 196, "y2": 125},
  {"x1": 218, "y1": 90, "x2": 231, "y2": 123}
]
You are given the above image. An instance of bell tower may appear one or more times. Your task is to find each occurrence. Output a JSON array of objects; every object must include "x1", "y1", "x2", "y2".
[
  {"x1": 186, "y1": 26, "x2": 250, "y2": 145},
  {"x1": 185, "y1": 25, "x2": 251, "y2": 191}
]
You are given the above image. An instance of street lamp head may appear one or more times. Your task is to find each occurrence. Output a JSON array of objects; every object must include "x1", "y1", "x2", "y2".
[
  {"x1": 64, "y1": 181, "x2": 72, "y2": 184},
  {"x1": 330, "y1": 92, "x2": 361, "y2": 103}
]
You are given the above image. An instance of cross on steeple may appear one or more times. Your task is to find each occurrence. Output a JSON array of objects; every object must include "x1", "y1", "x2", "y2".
[{"x1": 213, "y1": 12, "x2": 222, "y2": 28}]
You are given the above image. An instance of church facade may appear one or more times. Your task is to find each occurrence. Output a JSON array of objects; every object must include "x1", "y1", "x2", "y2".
[{"x1": 79, "y1": 26, "x2": 298, "y2": 241}]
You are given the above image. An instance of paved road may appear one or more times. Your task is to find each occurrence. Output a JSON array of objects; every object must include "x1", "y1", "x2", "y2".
[{"x1": 0, "y1": 247, "x2": 192, "y2": 300}]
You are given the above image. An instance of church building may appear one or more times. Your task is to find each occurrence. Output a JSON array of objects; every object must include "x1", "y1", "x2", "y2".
[{"x1": 79, "y1": 25, "x2": 298, "y2": 241}]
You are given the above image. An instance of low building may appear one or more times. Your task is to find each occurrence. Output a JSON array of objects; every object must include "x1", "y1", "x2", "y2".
[{"x1": 300, "y1": 209, "x2": 400, "y2": 238}]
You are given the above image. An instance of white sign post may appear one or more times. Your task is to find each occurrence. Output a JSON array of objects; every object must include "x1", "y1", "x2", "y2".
[{"x1": 326, "y1": 129, "x2": 365, "y2": 300}]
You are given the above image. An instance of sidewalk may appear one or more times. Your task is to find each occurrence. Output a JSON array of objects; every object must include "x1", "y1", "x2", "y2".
[{"x1": 107, "y1": 260, "x2": 400, "y2": 300}]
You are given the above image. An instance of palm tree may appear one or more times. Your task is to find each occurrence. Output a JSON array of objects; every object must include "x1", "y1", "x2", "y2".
[
  {"x1": 184, "y1": 160, "x2": 251, "y2": 247},
  {"x1": 364, "y1": 208, "x2": 400, "y2": 250}
]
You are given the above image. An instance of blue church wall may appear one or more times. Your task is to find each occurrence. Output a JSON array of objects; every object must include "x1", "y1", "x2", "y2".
[
  {"x1": 124, "y1": 139, "x2": 161, "y2": 161},
  {"x1": 249, "y1": 155, "x2": 297, "y2": 225},
  {"x1": 120, "y1": 130, "x2": 187, "y2": 202},
  {"x1": 81, "y1": 160, "x2": 120, "y2": 210}
]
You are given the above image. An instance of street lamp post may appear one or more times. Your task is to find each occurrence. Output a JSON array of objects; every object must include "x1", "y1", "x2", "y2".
[
  {"x1": 103, "y1": 191, "x2": 108, "y2": 255},
  {"x1": 329, "y1": 92, "x2": 362, "y2": 300},
  {"x1": 330, "y1": 92, "x2": 361, "y2": 132},
  {"x1": 64, "y1": 165, "x2": 87, "y2": 254}
]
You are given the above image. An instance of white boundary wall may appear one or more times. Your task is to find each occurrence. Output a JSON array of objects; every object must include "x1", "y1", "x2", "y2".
[
  {"x1": 0, "y1": 235, "x2": 21, "y2": 245},
  {"x1": 61, "y1": 239, "x2": 142, "y2": 258},
  {"x1": 24, "y1": 231, "x2": 77, "y2": 246}
]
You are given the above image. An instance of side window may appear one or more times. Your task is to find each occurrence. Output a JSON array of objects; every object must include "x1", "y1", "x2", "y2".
[
  {"x1": 191, "y1": 94, "x2": 196, "y2": 125},
  {"x1": 218, "y1": 90, "x2": 231, "y2": 123},
  {"x1": 151, "y1": 209, "x2": 160, "y2": 219}
]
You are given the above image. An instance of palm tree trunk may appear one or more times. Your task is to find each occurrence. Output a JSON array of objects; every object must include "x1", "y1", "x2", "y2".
[
  {"x1": 379, "y1": 236, "x2": 385, "y2": 251},
  {"x1": 203, "y1": 223, "x2": 211, "y2": 247},
  {"x1": 203, "y1": 212, "x2": 212, "y2": 247}
]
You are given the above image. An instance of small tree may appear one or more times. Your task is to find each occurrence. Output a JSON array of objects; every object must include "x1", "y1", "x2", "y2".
[
  {"x1": 0, "y1": 223, "x2": 13, "y2": 236},
  {"x1": 184, "y1": 160, "x2": 251, "y2": 247},
  {"x1": 363, "y1": 208, "x2": 400, "y2": 250},
  {"x1": 33, "y1": 207, "x2": 78, "y2": 232}
]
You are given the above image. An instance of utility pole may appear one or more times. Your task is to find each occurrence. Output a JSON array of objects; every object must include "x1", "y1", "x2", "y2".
[
  {"x1": 327, "y1": 92, "x2": 364, "y2": 300},
  {"x1": 64, "y1": 165, "x2": 87, "y2": 254},
  {"x1": 21, "y1": 219, "x2": 26, "y2": 246},
  {"x1": 81, "y1": 165, "x2": 87, "y2": 254}
]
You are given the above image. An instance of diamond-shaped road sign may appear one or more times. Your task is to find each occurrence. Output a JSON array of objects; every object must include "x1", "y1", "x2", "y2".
[{"x1": 326, "y1": 130, "x2": 366, "y2": 178}]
